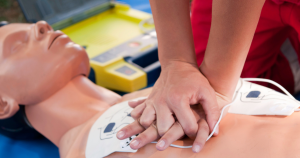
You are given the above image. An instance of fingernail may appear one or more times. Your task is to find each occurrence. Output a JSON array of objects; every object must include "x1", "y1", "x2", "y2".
[
  {"x1": 131, "y1": 140, "x2": 139, "y2": 147},
  {"x1": 157, "y1": 140, "x2": 165, "y2": 148},
  {"x1": 193, "y1": 145, "x2": 201, "y2": 153},
  {"x1": 129, "y1": 100, "x2": 137, "y2": 104},
  {"x1": 117, "y1": 131, "x2": 125, "y2": 139}
]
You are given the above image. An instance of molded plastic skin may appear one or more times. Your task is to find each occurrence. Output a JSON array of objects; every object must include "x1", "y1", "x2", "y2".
[
  {"x1": 0, "y1": 21, "x2": 90, "y2": 106},
  {"x1": 1, "y1": 22, "x2": 300, "y2": 158},
  {"x1": 60, "y1": 89, "x2": 300, "y2": 158}
]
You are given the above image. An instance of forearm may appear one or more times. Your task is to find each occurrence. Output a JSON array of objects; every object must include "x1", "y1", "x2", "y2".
[
  {"x1": 150, "y1": 0, "x2": 197, "y2": 68},
  {"x1": 200, "y1": 0, "x2": 265, "y2": 98}
]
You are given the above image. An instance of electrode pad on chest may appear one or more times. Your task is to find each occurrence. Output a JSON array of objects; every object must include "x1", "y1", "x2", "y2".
[
  {"x1": 85, "y1": 78, "x2": 300, "y2": 155},
  {"x1": 85, "y1": 97, "x2": 146, "y2": 158},
  {"x1": 228, "y1": 79, "x2": 300, "y2": 116}
]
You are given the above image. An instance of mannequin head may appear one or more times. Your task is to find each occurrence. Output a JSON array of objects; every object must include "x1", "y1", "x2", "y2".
[{"x1": 0, "y1": 21, "x2": 90, "y2": 119}]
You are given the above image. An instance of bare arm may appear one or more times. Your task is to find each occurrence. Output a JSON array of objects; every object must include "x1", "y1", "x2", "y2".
[
  {"x1": 121, "y1": 0, "x2": 266, "y2": 153},
  {"x1": 120, "y1": 0, "x2": 220, "y2": 152},
  {"x1": 150, "y1": 0, "x2": 196, "y2": 66},
  {"x1": 201, "y1": 0, "x2": 265, "y2": 99}
]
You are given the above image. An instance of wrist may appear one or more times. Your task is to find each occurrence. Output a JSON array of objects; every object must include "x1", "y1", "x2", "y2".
[
  {"x1": 199, "y1": 62, "x2": 237, "y2": 101},
  {"x1": 160, "y1": 59, "x2": 198, "y2": 71}
]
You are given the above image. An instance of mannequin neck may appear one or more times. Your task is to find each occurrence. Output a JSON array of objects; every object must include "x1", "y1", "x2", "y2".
[{"x1": 25, "y1": 76, "x2": 121, "y2": 146}]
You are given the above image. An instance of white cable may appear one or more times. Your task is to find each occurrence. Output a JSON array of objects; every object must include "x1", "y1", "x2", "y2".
[
  {"x1": 242, "y1": 78, "x2": 295, "y2": 99},
  {"x1": 151, "y1": 141, "x2": 193, "y2": 148},
  {"x1": 243, "y1": 78, "x2": 300, "y2": 111},
  {"x1": 149, "y1": 78, "x2": 298, "y2": 149}
]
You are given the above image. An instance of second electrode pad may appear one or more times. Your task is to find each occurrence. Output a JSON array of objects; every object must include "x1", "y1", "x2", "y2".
[
  {"x1": 228, "y1": 79, "x2": 300, "y2": 116},
  {"x1": 85, "y1": 97, "x2": 147, "y2": 158}
]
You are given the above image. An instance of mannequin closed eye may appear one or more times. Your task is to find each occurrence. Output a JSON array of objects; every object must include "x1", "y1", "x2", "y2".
[
  {"x1": 3, "y1": 31, "x2": 29, "y2": 57},
  {"x1": 11, "y1": 41, "x2": 25, "y2": 52}
]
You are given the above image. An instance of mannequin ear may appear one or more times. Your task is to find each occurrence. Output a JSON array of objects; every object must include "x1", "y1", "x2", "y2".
[{"x1": 0, "y1": 96, "x2": 19, "y2": 119}]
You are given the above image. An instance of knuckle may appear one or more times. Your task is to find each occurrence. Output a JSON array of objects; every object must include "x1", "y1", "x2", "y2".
[
  {"x1": 137, "y1": 133, "x2": 149, "y2": 142},
  {"x1": 140, "y1": 119, "x2": 152, "y2": 128},
  {"x1": 170, "y1": 94, "x2": 182, "y2": 105},
  {"x1": 163, "y1": 132, "x2": 177, "y2": 142},
  {"x1": 153, "y1": 98, "x2": 165, "y2": 107},
  {"x1": 200, "y1": 123, "x2": 209, "y2": 132},
  {"x1": 174, "y1": 121, "x2": 182, "y2": 127},
  {"x1": 128, "y1": 122, "x2": 138, "y2": 131},
  {"x1": 158, "y1": 128, "x2": 168, "y2": 137},
  {"x1": 157, "y1": 120, "x2": 175, "y2": 137},
  {"x1": 199, "y1": 120, "x2": 209, "y2": 131},
  {"x1": 121, "y1": 125, "x2": 132, "y2": 136},
  {"x1": 184, "y1": 124, "x2": 198, "y2": 136},
  {"x1": 130, "y1": 112, "x2": 139, "y2": 119},
  {"x1": 170, "y1": 100, "x2": 184, "y2": 112}
]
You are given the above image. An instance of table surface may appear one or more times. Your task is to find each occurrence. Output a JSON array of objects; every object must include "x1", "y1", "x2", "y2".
[{"x1": 0, "y1": 1, "x2": 151, "y2": 158}]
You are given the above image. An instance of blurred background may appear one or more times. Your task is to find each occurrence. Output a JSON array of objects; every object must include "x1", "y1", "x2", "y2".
[
  {"x1": 0, "y1": 0, "x2": 154, "y2": 23},
  {"x1": 0, "y1": 0, "x2": 26, "y2": 22}
]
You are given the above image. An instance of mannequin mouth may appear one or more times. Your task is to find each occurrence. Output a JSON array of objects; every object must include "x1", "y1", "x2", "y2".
[
  {"x1": 48, "y1": 32, "x2": 64, "y2": 49},
  {"x1": 48, "y1": 35, "x2": 61, "y2": 49}
]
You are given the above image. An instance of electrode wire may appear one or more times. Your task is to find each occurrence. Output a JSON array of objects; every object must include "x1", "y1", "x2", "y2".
[{"x1": 150, "y1": 78, "x2": 298, "y2": 149}]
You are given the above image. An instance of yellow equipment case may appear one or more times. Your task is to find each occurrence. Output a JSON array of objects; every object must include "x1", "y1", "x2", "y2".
[{"x1": 18, "y1": 0, "x2": 160, "y2": 92}]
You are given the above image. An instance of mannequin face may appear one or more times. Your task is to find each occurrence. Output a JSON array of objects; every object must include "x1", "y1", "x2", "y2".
[{"x1": 0, "y1": 21, "x2": 90, "y2": 106}]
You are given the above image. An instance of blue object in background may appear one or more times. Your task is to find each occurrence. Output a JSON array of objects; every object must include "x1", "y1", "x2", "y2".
[
  {"x1": 0, "y1": 1, "x2": 151, "y2": 158},
  {"x1": 294, "y1": 92, "x2": 300, "y2": 101},
  {"x1": 0, "y1": 134, "x2": 59, "y2": 158},
  {"x1": 117, "y1": 0, "x2": 152, "y2": 13}
]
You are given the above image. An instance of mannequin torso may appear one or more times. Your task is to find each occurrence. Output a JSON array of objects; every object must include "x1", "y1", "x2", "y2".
[
  {"x1": 26, "y1": 77, "x2": 300, "y2": 158},
  {"x1": 60, "y1": 107, "x2": 300, "y2": 158}
]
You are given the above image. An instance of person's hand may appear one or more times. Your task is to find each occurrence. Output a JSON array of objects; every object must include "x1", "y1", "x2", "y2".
[
  {"x1": 132, "y1": 61, "x2": 220, "y2": 136},
  {"x1": 117, "y1": 93, "x2": 230, "y2": 153},
  {"x1": 118, "y1": 61, "x2": 221, "y2": 147}
]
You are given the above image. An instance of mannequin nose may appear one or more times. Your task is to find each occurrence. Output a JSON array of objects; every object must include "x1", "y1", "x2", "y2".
[{"x1": 35, "y1": 21, "x2": 53, "y2": 40}]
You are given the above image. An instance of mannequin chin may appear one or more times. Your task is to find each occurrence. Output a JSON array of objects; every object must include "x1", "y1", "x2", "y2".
[{"x1": 0, "y1": 21, "x2": 122, "y2": 144}]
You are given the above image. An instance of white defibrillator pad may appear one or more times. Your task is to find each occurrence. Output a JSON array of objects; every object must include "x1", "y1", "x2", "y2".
[
  {"x1": 85, "y1": 78, "x2": 300, "y2": 156},
  {"x1": 228, "y1": 79, "x2": 300, "y2": 116},
  {"x1": 85, "y1": 97, "x2": 147, "y2": 158}
]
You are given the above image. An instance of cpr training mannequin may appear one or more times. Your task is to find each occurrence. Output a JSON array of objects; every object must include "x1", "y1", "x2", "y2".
[{"x1": 2, "y1": 21, "x2": 300, "y2": 158}]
